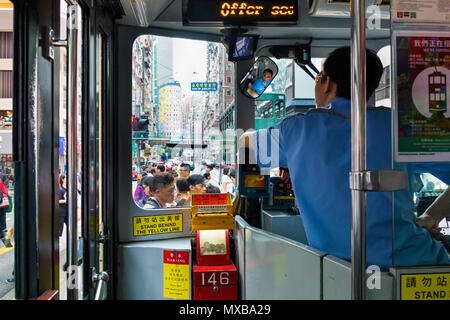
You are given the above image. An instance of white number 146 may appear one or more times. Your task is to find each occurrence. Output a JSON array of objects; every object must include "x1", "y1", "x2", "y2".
[{"x1": 201, "y1": 272, "x2": 229, "y2": 286}]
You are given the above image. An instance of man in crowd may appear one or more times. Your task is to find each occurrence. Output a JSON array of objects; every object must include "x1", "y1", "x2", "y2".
[
  {"x1": 142, "y1": 173, "x2": 175, "y2": 209},
  {"x1": 156, "y1": 164, "x2": 166, "y2": 173},
  {"x1": 179, "y1": 163, "x2": 191, "y2": 179},
  {"x1": 187, "y1": 174, "x2": 207, "y2": 195}
]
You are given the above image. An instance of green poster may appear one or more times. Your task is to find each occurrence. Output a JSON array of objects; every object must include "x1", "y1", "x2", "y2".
[{"x1": 394, "y1": 31, "x2": 450, "y2": 162}]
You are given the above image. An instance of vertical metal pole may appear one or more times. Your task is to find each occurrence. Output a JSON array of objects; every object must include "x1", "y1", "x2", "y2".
[
  {"x1": 351, "y1": 0, "x2": 367, "y2": 300},
  {"x1": 67, "y1": 4, "x2": 79, "y2": 300}
]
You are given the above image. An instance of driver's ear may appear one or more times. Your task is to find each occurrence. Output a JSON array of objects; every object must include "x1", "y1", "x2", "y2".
[{"x1": 324, "y1": 76, "x2": 335, "y2": 94}]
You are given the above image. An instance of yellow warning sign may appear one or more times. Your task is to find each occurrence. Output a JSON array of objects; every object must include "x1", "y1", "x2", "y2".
[
  {"x1": 163, "y1": 250, "x2": 190, "y2": 300},
  {"x1": 133, "y1": 214, "x2": 183, "y2": 236},
  {"x1": 400, "y1": 273, "x2": 450, "y2": 300}
]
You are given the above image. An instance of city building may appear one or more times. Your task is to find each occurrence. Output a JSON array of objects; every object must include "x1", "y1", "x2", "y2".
[
  {"x1": 132, "y1": 35, "x2": 156, "y2": 132},
  {"x1": 203, "y1": 42, "x2": 235, "y2": 163},
  {"x1": 159, "y1": 80, "x2": 182, "y2": 140},
  {"x1": 0, "y1": 2, "x2": 13, "y2": 164},
  {"x1": 182, "y1": 92, "x2": 205, "y2": 144}
]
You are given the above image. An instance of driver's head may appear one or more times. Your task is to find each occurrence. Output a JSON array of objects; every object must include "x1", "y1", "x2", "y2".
[
  {"x1": 315, "y1": 46, "x2": 383, "y2": 108},
  {"x1": 262, "y1": 69, "x2": 274, "y2": 83}
]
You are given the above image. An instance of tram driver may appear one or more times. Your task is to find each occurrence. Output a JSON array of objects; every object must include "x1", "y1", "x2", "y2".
[
  {"x1": 239, "y1": 46, "x2": 450, "y2": 271},
  {"x1": 246, "y1": 68, "x2": 274, "y2": 98}
]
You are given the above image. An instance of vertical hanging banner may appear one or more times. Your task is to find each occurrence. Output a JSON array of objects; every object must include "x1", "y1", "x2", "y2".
[
  {"x1": 163, "y1": 250, "x2": 190, "y2": 299},
  {"x1": 393, "y1": 30, "x2": 450, "y2": 162}
]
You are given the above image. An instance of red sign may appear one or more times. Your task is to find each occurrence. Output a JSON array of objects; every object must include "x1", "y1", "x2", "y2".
[
  {"x1": 192, "y1": 193, "x2": 228, "y2": 206},
  {"x1": 163, "y1": 250, "x2": 190, "y2": 265},
  {"x1": 193, "y1": 264, "x2": 237, "y2": 286},
  {"x1": 193, "y1": 264, "x2": 238, "y2": 300}
]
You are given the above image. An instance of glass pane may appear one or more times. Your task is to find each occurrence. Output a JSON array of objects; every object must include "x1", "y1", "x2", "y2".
[
  {"x1": 199, "y1": 230, "x2": 226, "y2": 256},
  {"x1": 58, "y1": 1, "x2": 83, "y2": 299},
  {"x1": 393, "y1": 35, "x2": 450, "y2": 270},
  {"x1": 74, "y1": 2, "x2": 83, "y2": 299},
  {"x1": 58, "y1": 0, "x2": 68, "y2": 300},
  {"x1": 413, "y1": 173, "x2": 448, "y2": 236},
  {"x1": 97, "y1": 32, "x2": 104, "y2": 273},
  {"x1": 131, "y1": 36, "x2": 234, "y2": 208},
  {"x1": 0, "y1": 0, "x2": 15, "y2": 299}
]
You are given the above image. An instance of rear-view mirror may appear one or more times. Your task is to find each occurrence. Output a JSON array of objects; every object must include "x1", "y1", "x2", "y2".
[{"x1": 239, "y1": 56, "x2": 278, "y2": 99}]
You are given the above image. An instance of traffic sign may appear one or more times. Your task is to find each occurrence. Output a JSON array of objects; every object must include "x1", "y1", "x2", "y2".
[{"x1": 191, "y1": 82, "x2": 218, "y2": 91}]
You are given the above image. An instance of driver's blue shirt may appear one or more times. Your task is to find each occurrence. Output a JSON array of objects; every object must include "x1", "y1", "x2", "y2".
[
  {"x1": 250, "y1": 78, "x2": 268, "y2": 95},
  {"x1": 252, "y1": 97, "x2": 450, "y2": 271}
]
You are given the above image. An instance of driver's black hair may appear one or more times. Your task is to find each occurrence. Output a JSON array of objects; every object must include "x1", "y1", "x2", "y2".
[
  {"x1": 263, "y1": 68, "x2": 274, "y2": 76},
  {"x1": 323, "y1": 46, "x2": 383, "y2": 100}
]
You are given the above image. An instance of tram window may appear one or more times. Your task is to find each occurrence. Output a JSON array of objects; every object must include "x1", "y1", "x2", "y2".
[
  {"x1": 131, "y1": 35, "x2": 235, "y2": 209},
  {"x1": 414, "y1": 173, "x2": 448, "y2": 218}
]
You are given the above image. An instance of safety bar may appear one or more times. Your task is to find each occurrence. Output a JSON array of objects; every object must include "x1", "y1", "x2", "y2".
[
  {"x1": 67, "y1": 4, "x2": 79, "y2": 300},
  {"x1": 350, "y1": 0, "x2": 367, "y2": 300}
]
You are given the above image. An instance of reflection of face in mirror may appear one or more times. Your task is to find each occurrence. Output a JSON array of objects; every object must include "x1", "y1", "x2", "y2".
[
  {"x1": 247, "y1": 69, "x2": 274, "y2": 98},
  {"x1": 240, "y1": 57, "x2": 278, "y2": 99}
]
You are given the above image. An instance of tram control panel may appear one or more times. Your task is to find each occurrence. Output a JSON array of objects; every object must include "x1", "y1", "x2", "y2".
[
  {"x1": 263, "y1": 176, "x2": 297, "y2": 211},
  {"x1": 237, "y1": 163, "x2": 270, "y2": 198}
]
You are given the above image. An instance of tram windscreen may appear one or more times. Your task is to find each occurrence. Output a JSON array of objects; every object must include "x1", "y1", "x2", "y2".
[{"x1": 131, "y1": 35, "x2": 240, "y2": 209}]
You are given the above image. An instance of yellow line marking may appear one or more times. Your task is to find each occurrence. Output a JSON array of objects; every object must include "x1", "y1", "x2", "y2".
[{"x1": 0, "y1": 242, "x2": 14, "y2": 255}]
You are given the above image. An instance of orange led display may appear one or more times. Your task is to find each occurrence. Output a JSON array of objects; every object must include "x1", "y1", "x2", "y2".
[{"x1": 184, "y1": 0, "x2": 298, "y2": 26}]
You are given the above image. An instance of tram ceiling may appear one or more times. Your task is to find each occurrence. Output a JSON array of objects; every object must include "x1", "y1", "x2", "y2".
[{"x1": 116, "y1": 0, "x2": 391, "y2": 45}]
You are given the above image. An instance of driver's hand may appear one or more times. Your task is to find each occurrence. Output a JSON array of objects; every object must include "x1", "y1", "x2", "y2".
[{"x1": 415, "y1": 213, "x2": 442, "y2": 239}]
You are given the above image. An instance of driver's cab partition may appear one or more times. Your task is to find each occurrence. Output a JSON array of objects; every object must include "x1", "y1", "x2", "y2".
[{"x1": 235, "y1": 216, "x2": 442, "y2": 300}]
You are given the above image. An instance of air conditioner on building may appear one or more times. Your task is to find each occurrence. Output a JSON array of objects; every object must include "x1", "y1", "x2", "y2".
[{"x1": 308, "y1": 0, "x2": 390, "y2": 19}]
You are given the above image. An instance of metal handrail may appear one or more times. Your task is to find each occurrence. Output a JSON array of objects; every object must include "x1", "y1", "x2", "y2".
[
  {"x1": 93, "y1": 271, "x2": 110, "y2": 300},
  {"x1": 67, "y1": 4, "x2": 79, "y2": 300},
  {"x1": 350, "y1": 0, "x2": 367, "y2": 300}
]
